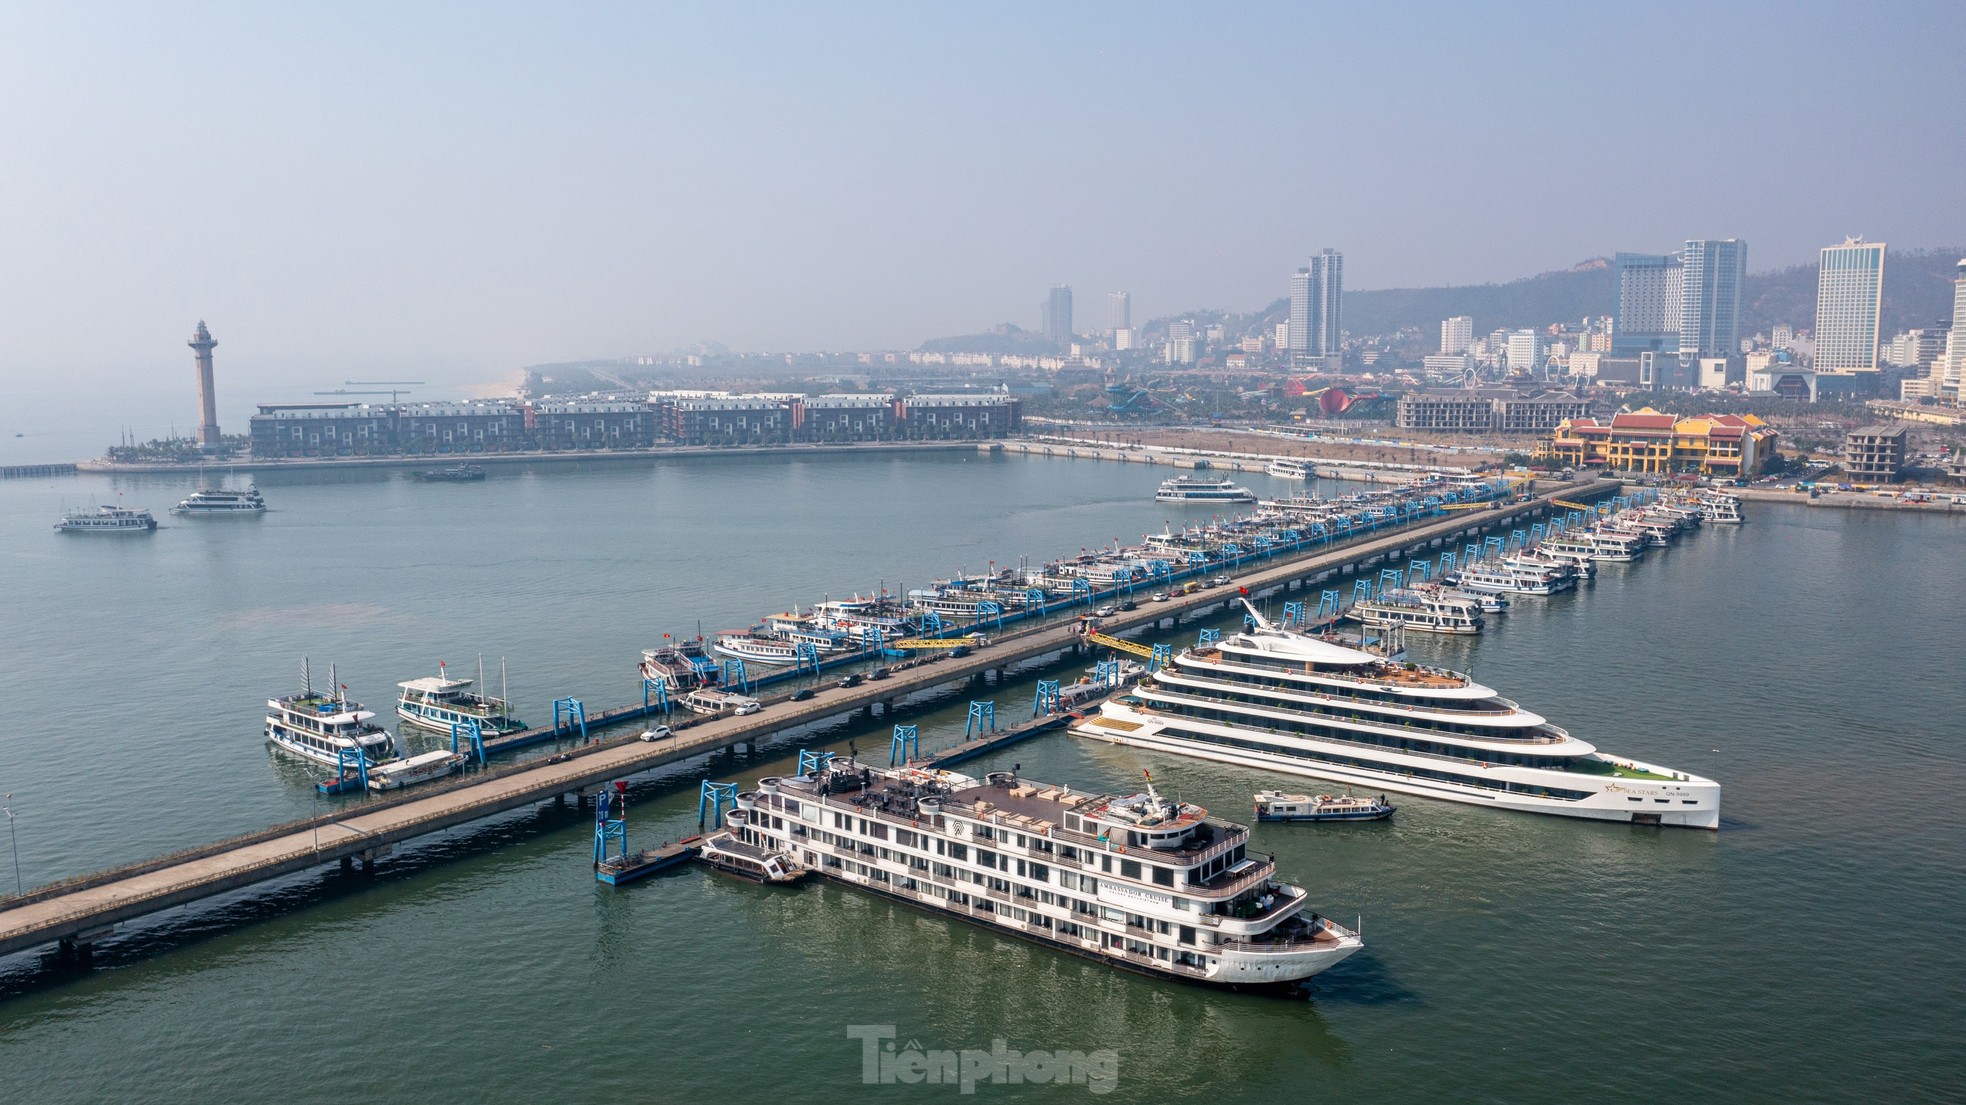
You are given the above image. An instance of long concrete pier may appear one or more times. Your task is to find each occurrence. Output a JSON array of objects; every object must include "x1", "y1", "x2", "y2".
[{"x1": 0, "y1": 480, "x2": 1612, "y2": 962}]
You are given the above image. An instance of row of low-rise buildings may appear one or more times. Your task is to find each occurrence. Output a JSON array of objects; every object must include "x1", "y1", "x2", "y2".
[
  {"x1": 248, "y1": 392, "x2": 1022, "y2": 457},
  {"x1": 1536, "y1": 409, "x2": 1778, "y2": 477},
  {"x1": 1393, "y1": 388, "x2": 1595, "y2": 434}
]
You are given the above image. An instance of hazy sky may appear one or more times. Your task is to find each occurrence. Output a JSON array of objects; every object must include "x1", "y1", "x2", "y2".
[{"x1": 3, "y1": 1, "x2": 1962, "y2": 397}]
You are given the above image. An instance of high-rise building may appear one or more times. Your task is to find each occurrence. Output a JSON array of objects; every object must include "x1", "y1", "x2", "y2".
[
  {"x1": 1813, "y1": 239, "x2": 1886, "y2": 375},
  {"x1": 1288, "y1": 269, "x2": 1312, "y2": 355},
  {"x1": 1506, "y1": 330, "x2": 1544, "y2": 376},
  {"x1": 1944, "y1": 260, "x2": 1966, "y2": 394},
  {"x1": 1679, "y1": 239, "x2": 1747, "y2": 360},
  {"x1": 1042, "y1": 285, "x2": 1074, "y2": 344},
  {"x1": 1107, "y1": 292, "x2": 1131, "y2": 334},
  {"x1": 188, "y1": 320, "x2": 220, "y2": 449},
  {"x1": 1613, "y1": 253, "x2": 1684, "y2": 354},
  {"x1": 1287, "y1": 250, "x2": 1343, "y2": 366},
  {"x1": 1440, "y1": 316, "x2": 1474, "y2": 355}
]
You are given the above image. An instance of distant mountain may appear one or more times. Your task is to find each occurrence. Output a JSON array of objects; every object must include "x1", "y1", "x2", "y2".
[
  {"x1": 917, "y1": 324, "x2": 1063, "y2": 356},
  {"x1": 1337, "y1": 259, "x2": 1616, "y2": 338},
  {"x1": 1743, "y1": 247, "x2": 1963, "y2": 336}
]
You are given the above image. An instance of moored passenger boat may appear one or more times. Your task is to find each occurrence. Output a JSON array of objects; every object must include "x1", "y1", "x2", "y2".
[
  {"x1": 728, "y1": 759, "x2": 1363, "y2": 988},
  {"x1": 266, "y1": 660, "x2": 399, "y2": 770},
  {"x1": 366, "y1": 749, "x2": 466, "y2": 791},
  {"x1": 396, "y1": 659, "x2": 525, "y2": 737},
  {"x1": 1353, "y1": 588, "x2": 1484, "y2": 634},
  {"x1": 1254, "y1": 791, "x2": 1394, "y2": 822},
  {"x1": 1265, "y1": 458, "x2": 1315, "y2": 481}
]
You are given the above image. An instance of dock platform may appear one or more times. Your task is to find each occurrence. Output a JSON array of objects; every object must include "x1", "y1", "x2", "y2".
[{"x1": 0, "y1": 480, "x2": 1616, "y2": 962}]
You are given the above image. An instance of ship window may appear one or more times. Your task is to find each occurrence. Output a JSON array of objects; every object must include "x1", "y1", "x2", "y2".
[
  {"x1": 1179, "y1": 925, "x2": 1196, "y2": 945},
  {"x1": 948, "y1": 843, "x2": 968, "y2": 861},
  {"x1": 1119, "y1": 859, "x2": 1142, "y2": 880},
  {"x1": 1683, "y1": 800, "x2": 1698, "y2": 805},
  {"x1": 1628, "y1": 797, "x2": 1642, "y2": 802},
  {"x1": 1152, "y1": 866, "x2": 1174, "y2": 887},
  {"x1": 1101, "y1": 856, "x2": 1112, "y2": 874}
]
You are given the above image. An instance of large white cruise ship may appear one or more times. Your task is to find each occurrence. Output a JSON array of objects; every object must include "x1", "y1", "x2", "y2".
[
  {"x1": 1073, "y1": 602, "x2": 1719, "y2": 829},
  {"x1": 725, "y1": 758, "x2": 1363, "y2": 989}
]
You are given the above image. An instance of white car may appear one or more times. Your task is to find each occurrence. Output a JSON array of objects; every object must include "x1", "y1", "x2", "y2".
[
  {"x1": 638, "y1": 725, "x2": 674, "y2": 741},
  {"x1": 1094, "y1": 605, "x2": 1118, "y2": 617}
]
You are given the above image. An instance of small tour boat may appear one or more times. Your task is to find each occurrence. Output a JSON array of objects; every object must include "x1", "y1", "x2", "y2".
[
  {"x1": 413, "y1": 464, "x2": 486, "y2": 482},
  {"x1": 54, "y1": 505, "x2": 158, "y2": 532},
  {"x1": 366, "y1": 749, "x2": 467, "y2": 792},
  {"x1": 172, "y1": 485, "x2": 266, "y2": 514},
  {"x1": 1254, "y1": 790, "x2": 1395, "y2": 822},
  {"x1": 696, "y1": 830, "x2": 811, "y2": 884}
]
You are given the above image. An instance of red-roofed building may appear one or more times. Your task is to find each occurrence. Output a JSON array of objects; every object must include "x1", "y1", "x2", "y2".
[{"x1": 1539, "y1": 408, "x2": 1777, "y2": 475}]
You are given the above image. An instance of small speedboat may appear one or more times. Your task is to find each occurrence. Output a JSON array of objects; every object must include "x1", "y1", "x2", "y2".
[
  {"x1": 1254, "y1": 790, "x2": 1394, "y2": 822},
  {"x1": 696, "y1": 831, "x2": 810, "y2": 884}
]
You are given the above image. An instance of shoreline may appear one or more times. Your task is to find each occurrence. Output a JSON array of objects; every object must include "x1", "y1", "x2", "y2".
[
  {"x1": 62, "y1": 440, "x2": 999, "y2": 476},
  {"x1": 1731, "y1": 485, "x2": 1965, "y2": 512}
]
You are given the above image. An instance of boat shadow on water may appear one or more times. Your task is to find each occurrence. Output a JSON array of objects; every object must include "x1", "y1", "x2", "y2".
[{"x1": 1296, "y1": 950, "x2": 1422, "y2": 1008}]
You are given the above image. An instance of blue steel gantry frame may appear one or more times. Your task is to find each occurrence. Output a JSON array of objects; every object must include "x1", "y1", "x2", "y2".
[
  {"x1": 642, "y1": 674, "x2": 670, "y2": 714},
  {"x1": 450, "y1": 718, "x2": 486, "y2": 764},
  {"x1": 698, "y1": 780, "x2": 739, "y2": 827},
  {"x1": 798, "y1": 748, "x2": 835, "y2": 776},
  {"x1": 889, "y1": 724, "x2": 920, "y2": 766},
  {"x1": 553, "y1": 697, "x2": 587, "y2": 742},
  {"x1": 1033, "y1": 679, "x2": 1060, "y2": 716},
  {"x1": 965, "y1": 700, "x2": 997, "y2": 740}
]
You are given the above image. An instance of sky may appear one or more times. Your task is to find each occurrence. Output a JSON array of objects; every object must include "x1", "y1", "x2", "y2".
[{"x1": 1, "y1": 0, "x2": 1962, "y2": 418}]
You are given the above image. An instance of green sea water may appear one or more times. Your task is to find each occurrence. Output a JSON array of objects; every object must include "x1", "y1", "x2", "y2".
[{"x1": 0, "y1": 455, "x2": 1960, "y2": 1102}]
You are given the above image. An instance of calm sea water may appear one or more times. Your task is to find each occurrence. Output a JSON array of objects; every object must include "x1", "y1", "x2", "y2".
[{"x1": 0, "y1": 455, "x2": 1960, "y2": 1103}]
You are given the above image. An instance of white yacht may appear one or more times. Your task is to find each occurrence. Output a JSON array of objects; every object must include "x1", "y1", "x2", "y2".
[
  {"x1": 1156, "y1": 476, "x2": 1257, "y2": 504},
  {"x1": 1698, "y1": 493, "x2": 1744, "y2": 524},
  {"x1": 1353, "y1": 588, "x2": 1484, "y2": 634},
  {"x1": 713, "y1": 614, "x2": 855, "y2": 665},
  {"x1": 1073, "y1": 602, "x2": 1719, "y2": 829},
  {"x1": 54, "y1": 505, "x2": 157, "y2": 532},
  {"x1": 266, "y1": 661, "x2": 399, "y2": 770},
  {"x1": 1265, "y1": 458, "x2": 1315, "y2": 481},
  {"x1": 727, "y1": 760, "x2": 1363, "y2": 988},
  {"x1": 171, "y1": 485, "x2": 266, "y2": 514},
  {"x1": 1584, "y1": 529, "x2": 1647, "y2": 562},
  {"x1": 1447, "y1": 560, "x2": 1576, "y2": 596},
  {"x1": 396, "y1": 659, "x2": 526, "y2": 737}
]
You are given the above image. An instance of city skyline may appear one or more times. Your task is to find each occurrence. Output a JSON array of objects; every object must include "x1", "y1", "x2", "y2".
[{"x1": 1, "y1": 3, "x2": 1961, "y2": 388}]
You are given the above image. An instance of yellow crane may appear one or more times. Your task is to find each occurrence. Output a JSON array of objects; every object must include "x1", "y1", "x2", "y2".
[
  {"x1": 889, "y1": 638, "x2": 978, "y2": 650},
  {"x1": 1082, "y1": 631, "x2": 1157, "y2": 659}
]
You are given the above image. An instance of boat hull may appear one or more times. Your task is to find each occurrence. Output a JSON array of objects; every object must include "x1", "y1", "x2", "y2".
[{"x1": 1077, "y1": 720, "x2": 1719, "y2": 830}]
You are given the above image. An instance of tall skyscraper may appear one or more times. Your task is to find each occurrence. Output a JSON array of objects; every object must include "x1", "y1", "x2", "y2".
[
  {"x1": 1813, "y1": 238, "x2": 1887, "y2": 375},
  {"x1": 1288, "y1": 268, "x2": 1313, "y2": 355},
  {"x1": 1287, "y1": 250, "x2": 1343, "y2": 366},
  {"x1": 1679, "y1": 239, "x2": 1747, "y2": 360},
  {"x1": 1943, "y1": 259, "x2": 1966, "y2": 393},
  {"x1": 1613, "y1": 252, "x2": 1684, "y2": 354},
  {"x1": 1440, "y1": 316, "x2": 1473, "y2": 355},
  {"x1": 188, "y1": 320, "x2": 220, "y2": 449},
  {"x1": 1042, "y1": 285, "x2": 1074, "y2": 343},
  {"x1": 1107, "y1": 291, "x2": 1131, "y2": 334}
]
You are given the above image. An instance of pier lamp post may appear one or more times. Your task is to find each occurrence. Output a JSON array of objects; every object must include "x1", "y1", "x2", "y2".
[{"x1": 3, "y1": 795, "x2": 19, "y2": 897}]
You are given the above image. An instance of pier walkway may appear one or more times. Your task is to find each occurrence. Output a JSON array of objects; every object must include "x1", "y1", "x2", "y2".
[{"x1": 0, "y1": 480, "x2": 1612, "y2": 961}]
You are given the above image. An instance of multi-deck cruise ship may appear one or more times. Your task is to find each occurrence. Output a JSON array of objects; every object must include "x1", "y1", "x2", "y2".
[
  {"x1": 722, "y1": 758, "x2": 1363, "y2": 989},
  {"x1": 1155, "y1": 476, "x2": 1257, "y2": 504},
  {"x1": 171, "y1": 485, "x2": 266, "y2": 514},
  {"x1": 1073, "y1": 602, "x2": 1719, "y2": 829}
]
